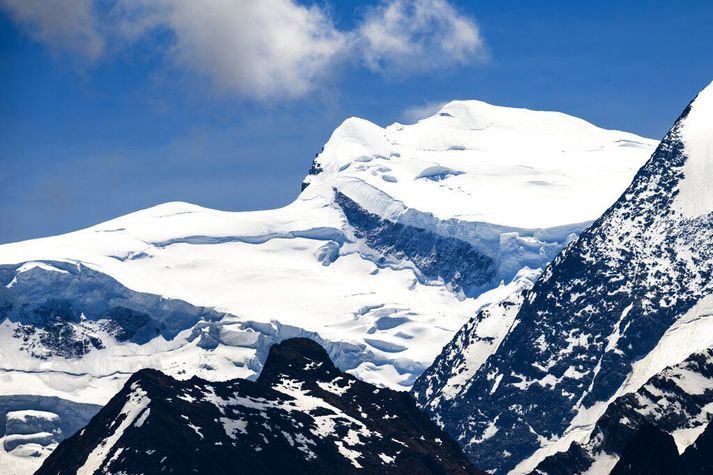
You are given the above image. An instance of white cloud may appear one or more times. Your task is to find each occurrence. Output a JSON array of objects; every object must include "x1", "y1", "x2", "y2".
[
  {"x1": 113, "y1": 0, "x2": 347, "y2": 99},
  {"x1": 2, "y1": 0, "x2": 487, "y2": 99},
  {"x1": 401, "y1": 100, "x2": 448, "y2": 123},
  {"x1": 0, "y1": 0, "x2": 104, "y2": 59},
  {"x1": 358, "y1": 0, "x2": 486, "y2": 74}
]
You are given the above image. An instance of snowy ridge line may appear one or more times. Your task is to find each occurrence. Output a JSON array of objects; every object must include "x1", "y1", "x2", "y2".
[
  {"x1": 76, "y1": 381, "x2": 151, "y2": 475},
  {"x1": 0, "y1": 97, "x2": 655, "y2": 398},
  {"x1": 617, "y1": 294, "x2": 713, "y2": 399},
  {"x1": 515, "y1": 85, "x2": 713, "y2": 473},
  {"x1": 0, "y1": 96, "x2": 660, "y2": 474},
  {"x1": 674, "y1": 81, "x2": 713, "y2": 217},
  {"x1": 305, "y1": 99, "x2": 656, "y2": 229}
]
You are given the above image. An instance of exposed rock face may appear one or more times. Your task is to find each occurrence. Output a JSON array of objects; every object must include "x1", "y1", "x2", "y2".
[
  {"x1": 534, "y1": 342, "x2": 713, "y2": 473},
  {"x1": 605, "y1": 419, "x2": 713, "y2": 475},
  {"x1": 0, "y1": 261, "x2": 227, "y2": 358},
  {"x1": 609, "y1": 424, "x2": 682, "y2": 475},
  {"x1": 336, "y1": 191, "x2": 496, "y2": 295}
]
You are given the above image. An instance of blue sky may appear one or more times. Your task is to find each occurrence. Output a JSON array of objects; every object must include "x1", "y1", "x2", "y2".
[{"x1": 1, "y1": 0, "x2": 712, "y2": 244}]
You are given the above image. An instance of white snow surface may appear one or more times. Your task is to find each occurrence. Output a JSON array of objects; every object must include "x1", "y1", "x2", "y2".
[
  {"x1": 619, "y1": 294, "x2": 713, "y2": 399},
  {"x1": 306, "y1": 100, "x2": 656, "y2": 228},
  {"x1": 674, "y1": 81, "x2": 713, "y2": 217},
  {"x1": 5, "y1": 410, "x2": 59, "y2": 423},
  {"x1": 0, "y1": 409, "x2": 63, "y2": 475},
  {"x1": 0, "y1": 442, "x2": 54, "y2": 475},
  {"x1": 0, "y1": 100, "x2": 654, "y2": 408}
]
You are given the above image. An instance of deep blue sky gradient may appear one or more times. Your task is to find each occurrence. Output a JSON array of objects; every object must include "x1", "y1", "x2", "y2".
[{"x1": 2, "y1": 0, "x2": 712, "y2": 243}]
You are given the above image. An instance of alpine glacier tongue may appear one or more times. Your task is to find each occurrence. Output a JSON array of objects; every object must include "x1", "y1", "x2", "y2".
[{"x1": 413, "y1": 83, "x2": 713, "y2": 474}]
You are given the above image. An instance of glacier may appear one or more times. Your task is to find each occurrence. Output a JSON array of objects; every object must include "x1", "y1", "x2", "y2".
[{"x1": 0, "y1": 99, "x2": 655, "y2": 473}]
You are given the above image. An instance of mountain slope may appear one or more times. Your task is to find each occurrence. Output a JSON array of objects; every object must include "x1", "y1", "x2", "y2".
[
  {"x1": 534, "y1": 337, "x2": 713, "y2": 473},
  {"x1": 414, "y1": 82, "x2": 713, "y2": 474},
  {"x1": 36, "y1": 338, "x2": 483, "y2": 475},
  {"x1": 608, "y1": 423, "x2": 682, "y2": 475},
  {"x1": 412, "y1": 268, "x2": 540, "y2": 417}
]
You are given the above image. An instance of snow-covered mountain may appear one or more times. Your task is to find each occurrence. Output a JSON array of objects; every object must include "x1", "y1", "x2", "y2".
[
  {"x1": 0, "y1": 100, "x2": 654, "y2": 472},
  {"x1": 413, "y1": 82, "x2": 713, "y2": 474},
  {"x1": 36, "y1": 338, "x2": 483, "y2": 475}
]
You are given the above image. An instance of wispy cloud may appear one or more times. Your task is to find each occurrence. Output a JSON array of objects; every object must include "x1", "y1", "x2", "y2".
[
  {"x1": 1, "y1": 0, "x2": 487, "y2": 99},
  {"x1": 401, "y1": 100, "x2": 448, "y2": 123},
  {"x1": 0, "y1": 0, "x2": 104, "y2": 59},
  {"x1": 111, "y1": 0, "x2": 347, "y2": 99},
  {"x1": 358, "y1": 0, "x2": 486, "y2": 75}
]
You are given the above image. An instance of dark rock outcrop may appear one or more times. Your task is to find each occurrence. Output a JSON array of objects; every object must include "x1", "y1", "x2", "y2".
[{"x1": 37, "y1": 338, "x2": 483, "y2": 475}]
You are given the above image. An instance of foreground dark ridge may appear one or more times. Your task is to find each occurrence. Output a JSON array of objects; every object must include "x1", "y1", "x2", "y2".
[
  {"x1": 607, "y1": 421, "x2": 713, "y2": 475},
  {"x1": 36, "y1": 338, "x2": 483, "y2": 475}
]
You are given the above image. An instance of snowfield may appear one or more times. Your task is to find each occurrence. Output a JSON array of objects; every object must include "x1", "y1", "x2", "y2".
[{"x1": 306, "y1": 100, "x2": 654, "y2": 229}]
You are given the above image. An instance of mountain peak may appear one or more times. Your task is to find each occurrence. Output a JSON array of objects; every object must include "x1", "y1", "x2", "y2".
[
  {"x1": 257, "y1": 337, "x2": 340, "y2": 385},
  {"x1": 302, "y1": 98, "x2": 654, "y2": 229},
  {"x1": 432, "y1": 99, "x2": 608, "y2": 135},
  {"x1": 673, "y1": 80, "x2": 713, "y2": 217}
]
